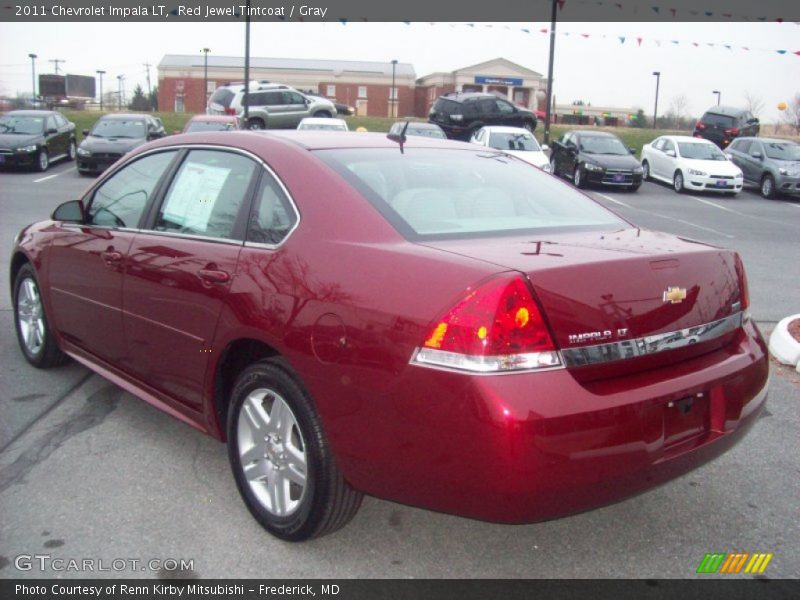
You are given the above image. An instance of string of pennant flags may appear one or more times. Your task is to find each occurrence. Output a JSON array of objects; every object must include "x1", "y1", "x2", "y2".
[
  {"x1": 333, "y1": 21, "x2": 800, "y2": 58},
  {"x1": 561, "y1": 0, "x2": 796, "y2": 23}
]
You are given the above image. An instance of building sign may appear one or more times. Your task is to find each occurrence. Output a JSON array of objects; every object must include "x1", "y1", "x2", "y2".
[{"x1": 474, "y1": 76, "x2": 524, "y2": 86}]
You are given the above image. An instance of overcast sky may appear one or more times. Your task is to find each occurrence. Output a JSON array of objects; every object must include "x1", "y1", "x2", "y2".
[{"x1": 1, "y1": 21, "x2": 797, "y2": 121}]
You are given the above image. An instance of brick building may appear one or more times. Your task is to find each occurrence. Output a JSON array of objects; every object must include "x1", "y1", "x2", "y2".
[{"x1": 157, "y1": 55, "x2": 549, "y2": 119}]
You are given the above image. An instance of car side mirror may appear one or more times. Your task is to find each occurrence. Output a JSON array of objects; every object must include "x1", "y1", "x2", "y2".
[
  {"x1": 52, "y1": 200, "x2": 85, "y2": 223},
  {"x1": 541, "y1": 144, "x2": 549, "y2": 152},
  {"x1": 665, "y1": 150, "x2": 676, "y2": 157},
  {"x1": 750, "y1": 151, "x2": 763, "y2": 160},
  {"x1": 46, "y1": 128, "x2": 58, "y2": 135},
  {"x1": 82, "y1": 129, "x2": 90, "y2": 136}
]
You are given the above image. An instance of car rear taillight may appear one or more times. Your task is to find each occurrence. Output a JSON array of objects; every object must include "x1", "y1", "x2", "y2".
[
  {"x1": 224, "y1": 107, "x2": 237, "y2": 116},
  {"x1": 724, "y1": 127, "x2": 739, "y2": 136},
  {"x1": 412, "y1": 275, "x2": 562, "y2": 373},
  {"x1": 695, "y1": 122, "x2": 706, "y2": 130}
]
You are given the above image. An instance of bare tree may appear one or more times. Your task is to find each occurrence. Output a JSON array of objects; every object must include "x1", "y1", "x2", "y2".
[
  {"x1": 781, "y1": 93, "x2": 800, "y2": 135},
  {"x1": 743, "y1": 91, "x2": 765, "y2": 118},
  {"x1": 665, "y1": 94, "x2": 690, "y2": 129}
]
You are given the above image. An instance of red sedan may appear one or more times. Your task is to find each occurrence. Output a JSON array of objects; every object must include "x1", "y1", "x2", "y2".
[{"x1": 10, "y1": 131, "x2": 768, "y2": 541}]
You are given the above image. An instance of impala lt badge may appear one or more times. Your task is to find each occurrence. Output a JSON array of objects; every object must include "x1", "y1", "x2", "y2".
[
  {"x1": 663, "y1": 286, "x2": 687, "y2": 304},
  {"x1": 568, "y1": 328, "x2": 630, "y2": 345}
]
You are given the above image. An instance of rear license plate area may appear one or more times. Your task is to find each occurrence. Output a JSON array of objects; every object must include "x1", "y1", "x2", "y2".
[{"x1": 664, "y1": 393, "x2": 709, "y2": 448}]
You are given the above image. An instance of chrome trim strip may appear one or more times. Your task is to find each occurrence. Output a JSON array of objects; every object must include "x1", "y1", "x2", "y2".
[{"x1": 561, "y1": 312, "x2": 743, "y2": 368}]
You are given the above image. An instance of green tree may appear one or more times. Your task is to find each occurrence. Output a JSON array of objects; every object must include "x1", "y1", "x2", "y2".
[
  {"x1": 149, "y1": 85, "x2": 158, "y2": 111},
  {"x1": 630, "y1": 108, "x2": 648, "y2": 128},
  {"x1": 128, "y1": 84, "x2": 150, "y2": 111}
]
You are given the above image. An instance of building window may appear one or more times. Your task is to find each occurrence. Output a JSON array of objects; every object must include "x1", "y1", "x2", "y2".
[
  {"x1": 389, "y1": 87, "x2": 398, "y2": 100},
  {"x1": 326, "y1": 84, "x2": 336, "y2": 97},
  {"x1": 174, "y1": 95, "x2": 185, "y2": 113},
  {"x1": 358, "y1": 86, "x2": 367, "y2": 99}
]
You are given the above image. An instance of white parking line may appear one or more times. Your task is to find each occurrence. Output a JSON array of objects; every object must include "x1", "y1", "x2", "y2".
[
  {"x1": 593, "y1": 192, "x2": 631, "y2": 208},
  {"x1": 789, "y1": 203, "x2": 800, "y2": 209},
  {"x1": 34, "y1": 167, "x2": 76, "y2": 183},
  {"x1": 667, "y1": 216, "x2": 735, "y2": 239},
  {"x1": 686, "y1": 194, "x2": 745, "y2": 215}
]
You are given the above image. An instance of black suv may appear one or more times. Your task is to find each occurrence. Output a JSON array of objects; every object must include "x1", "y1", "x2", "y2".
[
  {"x1": 693, "y1": 105, "x2": 760, "y2": 149},
  {"x1": 428, "y1": 92, "x2": 536, "y2": 141}
]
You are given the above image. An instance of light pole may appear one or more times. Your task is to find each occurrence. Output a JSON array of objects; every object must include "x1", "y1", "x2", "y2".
[
  {"x1": 202, "y1": 48, "x2": 210, "y2": 110},
  {"x1": 96, "y1": 70, "x2": 105, "y2": 111},
  {"x1": 543, "y1": 0, "x2": 558, "y2": 145},
  {"x1": 390, "y1": 59, "x2": 398, "y2": 118},
  {"x1": 117, "y1": 75, "x2": 124, "y2": 110},
  {"x1": 28, "y1": 53, "x2": 37, "y2": 106},
  {"x1": 243, "y1": 0, "x2": 251, "y2": 125},
  {"x1": 652, "y1": 71, "x2": 661, "y2": 129},
  {"x1": 713, "y1": 90, "x2": 721, "y2": 105}
]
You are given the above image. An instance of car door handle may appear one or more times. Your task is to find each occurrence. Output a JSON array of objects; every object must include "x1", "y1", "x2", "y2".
[
  {"x1": 101, "y1": 250, "x2": 122, "y2": 264},
  {"x1": 198, "y1": 269, "x2": 230, "y2": 284}
]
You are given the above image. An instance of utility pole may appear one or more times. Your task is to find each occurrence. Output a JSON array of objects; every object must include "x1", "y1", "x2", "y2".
[
  {"x1": 652, "y1": 72, "x2": 661, "y2": 129},
  {"x1": 543, "y1": 0, "x2": 558, "y2": 145},
  {"x1": 391, "y1": 59, "x2": 398, "y2": 119},
  {"x1": 28, "y1": 53, "x2": 37, "y2": 105},
  {"x1": 201, "y1": 48, "x2": 210, "y2": 112},
  {"x1": 243, "y1": 0, "x2": 251, "y2": 126},
  {"x1": 49, "y1": 58, "x2": 65, "y2": 74},
  {"x1": 143, "y1": 62, "x2": 153, "y2": 110},
  {"x1": 96, "y1": 70, "x2": 106, "y2": 111}
]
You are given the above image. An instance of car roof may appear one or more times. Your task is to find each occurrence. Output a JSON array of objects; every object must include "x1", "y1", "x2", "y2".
[
  {"x1": 188, "y1": 114, "x2": 238, "y2": 122},
  {"x1": 480, "y1": 126, "x2": 533, "y2": 134},
  {"x1": 736, "y1": 136, "x2": 795, "y2": 145},
  {"x1": 662, "y1": 135, "x2": 715, "y2": 144},
  {"x1": 702, "y1": 105, "x2": 746, "y2": 116},
  {"x1": 299, "y1": 117, "x2": 347, "y2": 125},
  {"x1": 572, "y1": 130, "x2": 616, "y2": 138},
  {"x1": 6, "y1": 110, "x2": 57, "y2": 116},
  {"x1": 438, "y1": 92, "x2": 498, "y2": 102},
  {"x1": 97, "y1": 113, "x2": 150, "y2": 121}
]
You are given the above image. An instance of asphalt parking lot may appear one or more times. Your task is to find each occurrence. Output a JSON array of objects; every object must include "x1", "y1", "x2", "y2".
[{"x1": 0, "y1": 160, "x2": 798, "y2": 579}]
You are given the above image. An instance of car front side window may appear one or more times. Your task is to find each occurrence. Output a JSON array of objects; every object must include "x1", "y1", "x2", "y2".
[
  {"x1": 154, "y1": 149, "x2": 258, "y2": 240},
  {"x1": 87, "y1": 151, "x2": 177, "y2": 228}
]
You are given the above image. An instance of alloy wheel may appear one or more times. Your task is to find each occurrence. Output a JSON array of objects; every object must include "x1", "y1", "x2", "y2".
[{"x1": 16, "y1": 277, "x2": 45, "y2": 356}]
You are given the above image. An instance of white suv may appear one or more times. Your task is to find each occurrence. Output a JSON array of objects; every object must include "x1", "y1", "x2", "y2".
[{"x1": 207, "y1": 81, "x2": 338, "y2": 130}]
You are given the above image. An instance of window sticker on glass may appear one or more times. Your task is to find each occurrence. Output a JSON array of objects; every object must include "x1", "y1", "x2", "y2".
[{"x1": 162, "y1": 162, "x2": 231, "y2": 232}]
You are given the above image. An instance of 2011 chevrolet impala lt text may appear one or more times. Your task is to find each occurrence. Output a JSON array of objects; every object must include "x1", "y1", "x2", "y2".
[{"x1": 10, "y1": 131, "x2": 768, "y2": 541}]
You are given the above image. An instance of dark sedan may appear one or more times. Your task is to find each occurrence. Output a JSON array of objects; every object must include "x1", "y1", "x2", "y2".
[
  {"x1": 11, "y1": 131, "x2": 767, "y2": 541},
  {"x1": 550, "y1": 130, "x2": 643, "y2": 191},
  {"x1": 0, "y1": 110, "x2": 76, "y2": 171},
  {"x1": 77, "y1": 113, "x2": 166, "y2": 175}
]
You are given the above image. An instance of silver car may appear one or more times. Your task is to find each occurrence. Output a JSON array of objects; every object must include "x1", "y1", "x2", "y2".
[
  {"x1": 725, "y1": 137, "x2": 800, "y2": 198},
  {"x1": 207, "y1": 82, "x2": 337, "y2": 130}
]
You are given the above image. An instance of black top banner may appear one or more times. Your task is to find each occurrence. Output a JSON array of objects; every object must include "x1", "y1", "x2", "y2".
[{"x1": 2, "y1": 0, "x2": 799, "y2": 22}]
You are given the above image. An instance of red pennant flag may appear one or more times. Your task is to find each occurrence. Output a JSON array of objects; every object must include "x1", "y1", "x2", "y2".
[
  {"x1": 692, "y1": 42, "x2": 699, "y2": 46},
  {"x1": 581, "y1": 33, "x2": 590, "y2": 38},
  {"x1": 795, "y1": 50, "x2": 800, "y2": 56},
  {"x1": 670, "y1": 8, "x2": 676, "y2": 17},
  {"x1": 540, "y1": 28, "x2": 548, "y2": 33},
  {"x1": 557, "y1": 0, "x2": 566, "y2": 9},
  {"x1": 637, "y1": 37, "x2": 643, "y2": 46}
]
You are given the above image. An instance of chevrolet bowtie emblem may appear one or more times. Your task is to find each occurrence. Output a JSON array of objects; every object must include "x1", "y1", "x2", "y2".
[{"x1": 663, "y1": 287, "x2": 687, "y2": 304}]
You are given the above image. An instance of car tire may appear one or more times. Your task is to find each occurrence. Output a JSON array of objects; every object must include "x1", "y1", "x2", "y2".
[
  {"x1": 629, "y1": 184, "x2": 641, "y2": 192},
  {"x1": 13, "y1": 263, "x2": 69, "y2": 368},
  {"x1": 227, "y1": 359, "x2": 363, "y2": 541},
  {"x1": 312, "y1": 111, "x2": 332, "y2": 118},
  {"x1": 37, "y1": 149, "x2": 49, "y2": 172},
  {"x1": 247, "y1": 118, "x2": 266, "y2": 130},
  {"x1": 574, "y1": 166, "x2": 586, "y2": 189},
  {"x1": 760, "y1": 174, "x2": 776, "y2": 199},
  {"x1": 641, "y1": 160, "x2": 650, "y2": 181},
  {"x1": 673, "y1": 170, "x2": 685, "y2": 193},
  {"x1": 67, "y1": 139, "x2": 76, "y2": 161}
]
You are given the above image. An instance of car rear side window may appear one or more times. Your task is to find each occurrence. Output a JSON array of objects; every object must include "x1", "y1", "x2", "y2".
[
  {"x1": 433, "y1": 98, "x2": 459, "y2": 117},
  {"x1": 88, "y1": 151, "x2": 178, "y2": 228},
  {"x1": 155, "y1": 150, "x2": 258, "y2": 240},
  {"x1": 209, "y1": 88, "x2": 235, "y2": 108},
  {"x1": 247, "y1": 173, "x2": 298, "y2": 245},
  {"x1": 734, "y1": 140, "x2": 752, "y2": 154},
  {"x1": 317, "y1": 148, "x2": 625, "y2": 240}
]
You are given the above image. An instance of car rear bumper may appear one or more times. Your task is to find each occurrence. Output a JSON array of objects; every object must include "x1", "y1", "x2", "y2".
[{"x1": 335, "y1": 318, "x2": 769, "y2": 523}]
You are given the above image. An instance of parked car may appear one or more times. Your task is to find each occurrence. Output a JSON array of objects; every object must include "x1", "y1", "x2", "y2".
[
  {"x1": 76, "y1": 113, "x2": 166, "y2": 175},
  {"x1": 641, "y1": 135, "x2": 743, "y2": 195},
  {"x1": 550, "y1": 130, "x2": 642, "y2": 190},
  {"x1": 208, "y1": 81, "x2": 337, "y2": 130},
  {"x1": 724, "y1": 137, "x2": 800, "y2": 198},
  {"x1": 470, "y1": 125, "x2": 550, "y2": 172},
  {"x1": 388, "y1": 121, "x2": 446, "y2": 139},
  {"x1": 11, "y1": 130, "x2": 767, "y2": 541},
  {"x1": 0, "y1": 110, "x2": 76, "y2": 171},
  {"x1": 305, "y1": 93, "x2": 354, "y2": 116},
  {"x1": 182, "y1": 114, "x2": 242, "y2": 133},
  {"x1": 693, "y1": 105, "x2": 760, "y2": 149},
  {"x1": 428, "y1": 92, "x2": 537, "y2": 141},
  {"x1": 297, "y1": 117, "x2": 349, "y2": 132}
]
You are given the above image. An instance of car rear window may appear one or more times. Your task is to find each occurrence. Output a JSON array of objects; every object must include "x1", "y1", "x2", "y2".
[
  {"x1": 209, "y1": 88, "x2": 235, "y2": 108},
  {"x1": 432, "y1": 98, "x2": 460, "y2": 117},
  {"x1": 316, "y1": 148, "x2": 625, "y2": 240},
  {"x1": 701, "y1": 112, "x2": 735, "y2": 127}
]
